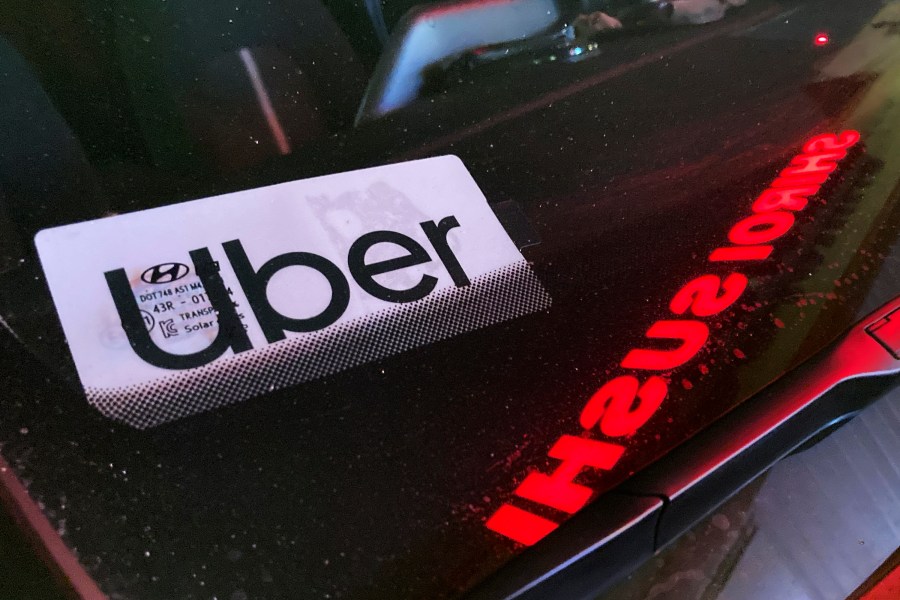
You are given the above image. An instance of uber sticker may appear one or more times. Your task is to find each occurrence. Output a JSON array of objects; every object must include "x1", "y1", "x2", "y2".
[{"x1": 35, "y1": 156, "x2": 551, "y2": 428}]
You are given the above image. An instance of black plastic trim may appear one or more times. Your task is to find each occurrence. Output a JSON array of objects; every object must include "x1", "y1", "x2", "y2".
[
  {"x1": 620, "y1": 296, "x2": 900, "y2": 549},
  {"x1": 466, "y1": 493, "x2": 662, "y2": 600},
  {"x1": 467, "y1": 296, "x2": 900, "y2": 599}
]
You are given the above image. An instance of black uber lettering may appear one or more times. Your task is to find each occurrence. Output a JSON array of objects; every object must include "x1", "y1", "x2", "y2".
[
  {"x1": 223, "y1": 239, "x2": 351, "y2": 343},
  {"x1": 348, "y1": 230, "x2": 438, "y2": 303},
  {"x1": 421, "y1": 216, "x2": 470, "y2": 288},
  {"x1": 105, "y1": 247, "x2": 252, "y2": 370},
  {"x1": 108, "y1": 215, "x2": 472, "y2": 370}
]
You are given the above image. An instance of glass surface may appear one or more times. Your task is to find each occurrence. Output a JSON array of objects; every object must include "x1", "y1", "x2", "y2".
[
  {"x1": 596, "y1": 385, "x2": 900, "y2": 600},
  {"x1": 0, "y1": 0, "x2": 898, "y2": 598}
]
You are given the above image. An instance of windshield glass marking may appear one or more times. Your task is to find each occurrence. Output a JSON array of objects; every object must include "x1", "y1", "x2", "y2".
[{"x1": 485, "y1": 131, "x2": 862, "y2": 546}]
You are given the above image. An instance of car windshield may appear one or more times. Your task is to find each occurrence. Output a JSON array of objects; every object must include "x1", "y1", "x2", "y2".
[{"x1": 1, "y1": 1, "x2": 899, "y2": 599}]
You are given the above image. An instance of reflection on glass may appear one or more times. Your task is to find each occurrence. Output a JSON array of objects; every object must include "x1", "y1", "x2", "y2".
[
  {"x1": 445, "y1": 0, "x2": 752, "y2": 75},
  {"x1": 596, "y1": 390, "x2": 900, "y2": 600}
]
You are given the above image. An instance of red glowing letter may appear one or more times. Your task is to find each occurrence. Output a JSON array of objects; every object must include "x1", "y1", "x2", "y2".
[
  {"x1": 779, "y1": 152, "x2": 842, "y2": 181},
  {"x1": 670, "y1": 273, "x2": 749, "y2": 317},
  {"x1": 709, "y1": 245, "x2": 773, "y2": 262},
  {"x1": 752, "y1": 186, "x2": 818, "y2": 213},
  {"x1": 802, "y1": 131, "x2": 860, "y2": 154},
  {"x1": 485, "y1": 503, "x2": 559, "y2": 546},
  {"x1": 514, "y1": 435, "x2": 625, "y2": 514},
  {"x1": 621, "y1": 320, "x2": 710, "y2": 371},
  {"x1": 728, "y1": 211, "x2": 795, "y2": 246},
  {"x1": 579, "y1": 375, "x2": 668, "y2": 437},
  {"x1": 771, "y1": 172, "x2": 831, "y2": 188}
]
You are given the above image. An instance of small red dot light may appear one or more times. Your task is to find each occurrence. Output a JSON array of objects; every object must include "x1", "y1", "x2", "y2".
[{"x1": 814, "y1": 33, "x2": 830, "y2": 46}]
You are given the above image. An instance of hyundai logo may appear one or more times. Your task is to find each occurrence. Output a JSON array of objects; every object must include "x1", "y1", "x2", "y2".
[{"x1": 141, "y1": 263, "x2": 190, "y2": 285}]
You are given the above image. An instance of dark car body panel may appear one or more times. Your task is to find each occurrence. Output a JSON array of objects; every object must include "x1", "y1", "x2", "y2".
[{"x1": 0, "y1": 0, "x2": 899, "y2": 598}]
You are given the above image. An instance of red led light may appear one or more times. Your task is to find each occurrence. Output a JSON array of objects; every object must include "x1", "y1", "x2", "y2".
[
  {"x1": 782, "y1": 151, "x2": 844, "y2": 178},
  {"x1": 515, "y1": 436, "x2": 625, "y2": 514},
  {"x1": 621, "y1": 320, "x2": 710, "y2": 371},
  {"x1": 485, "y1": 504, "x2": 559, "y2": 546},
  {"x1": 753, "y1": 186, "x2": 818, "y2": 213},
  {"x1": 670, "y1": 273, "x2": 749, "y2": 318},
  {"x1": 580, "y1": 375, "x2": 668, "y2": 437},
  {"x1": 728, "y1": 211, "x2": 796, "y2": 246},
  {"x1": 709, "y1": 244, "x2": 774, "y2": 262},
  {"x1": 814, "y1": 33, "x2": 830, "y2": 46},
  {"x1": 803, "y1": 131, "x2": 860, "y2": 154},
  {"x1": 483, "y1": 131, "x2": 861, "y2": 546}
]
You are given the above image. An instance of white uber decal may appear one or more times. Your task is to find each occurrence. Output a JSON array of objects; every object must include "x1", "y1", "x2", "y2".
[{"x1": 36, "y1": 156, "x2": 551, "y2": 428}]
